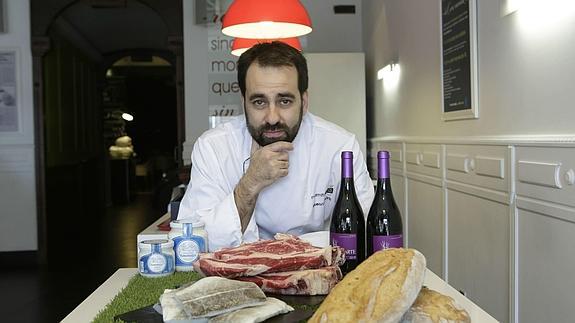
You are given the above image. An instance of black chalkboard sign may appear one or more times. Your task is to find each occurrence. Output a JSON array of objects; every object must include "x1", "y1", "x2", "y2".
[{"x1": 441, "y1": 0, "x2": 478, "y2": 120}]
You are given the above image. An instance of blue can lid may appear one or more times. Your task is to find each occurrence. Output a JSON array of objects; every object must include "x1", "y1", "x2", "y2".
[
  {"x1": 140, "y1": 239, "x2": 173, "y2": 247},
  {"x1": 170, "y1": 219, "x2": 205, "y2": 229}
]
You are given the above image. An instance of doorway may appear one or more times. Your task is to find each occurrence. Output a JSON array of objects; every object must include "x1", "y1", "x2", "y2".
[
  {"x1": 103, "y1": 54, "x2": 179, "y2": 207},
  {"x1": 31, "y1": 0, "x2": 184, "y2": 264}
]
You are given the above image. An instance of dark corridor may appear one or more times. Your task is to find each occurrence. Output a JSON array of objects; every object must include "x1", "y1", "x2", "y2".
[{"x1": 0, "y1": 1, "x2": 186, "y2": 321}]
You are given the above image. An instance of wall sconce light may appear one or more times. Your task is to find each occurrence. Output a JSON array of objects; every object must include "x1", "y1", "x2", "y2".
[
  {"x1": 222, "y1": 0, "x2": 312, "y2": 39},
  {"x1": 500, "y1": 0, "x2": 521, "y2": 16},
  {"x1": 500, "y1": 0, "x2": 575, "y2": 33},
  {"x1": 231, "y1": 37, "x2": 302, "y2": 56},
  {"x1": 377, "y1": 62, "x2": 401, "y2": 86}
]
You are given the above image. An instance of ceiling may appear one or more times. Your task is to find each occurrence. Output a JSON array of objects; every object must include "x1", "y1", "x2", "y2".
[{"x1": 56, "y1": 0, "x2": 169, "y2": 55}]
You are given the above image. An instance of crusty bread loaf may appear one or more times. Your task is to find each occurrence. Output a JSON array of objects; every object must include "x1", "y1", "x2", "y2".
[
  {"x1": 308, "y1": 248, "x2": 426, "y2": 323},
  {"x1": 400, "y1": 287, "x2": 470, "y2": 323}
]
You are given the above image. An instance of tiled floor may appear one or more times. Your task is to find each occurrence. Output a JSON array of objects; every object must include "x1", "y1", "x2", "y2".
[{"x1": 0, "y1": 192, "x2": 163, "y2": 323}]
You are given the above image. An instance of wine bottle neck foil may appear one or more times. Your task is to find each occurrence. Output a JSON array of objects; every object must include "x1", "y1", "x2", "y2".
[
  {"x1": 378, "y1": 156, "x2": 390, "y2": 179},
  {"x1": 341, "y1": 151, "x2": 354, "y2": 178}
]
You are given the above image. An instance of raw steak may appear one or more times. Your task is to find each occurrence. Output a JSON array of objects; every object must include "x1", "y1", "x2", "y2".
[
  {"x1": 194, "y1": 233, "x2": 345, "y2": 278},
  {"x1": 236, "y1": 266, "x2": 343, "y2": 295}
]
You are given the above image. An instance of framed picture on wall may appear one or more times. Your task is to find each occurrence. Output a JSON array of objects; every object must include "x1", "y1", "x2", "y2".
[
  {"x1": 0, "y1": 0, "x2": 5, "y2": 33},
  {"x1": 440, "y1": 0, "x2": 479, "y2": 121},
  {"x1": 0, "y1": 50, "x2": 19, "y2": 132}
]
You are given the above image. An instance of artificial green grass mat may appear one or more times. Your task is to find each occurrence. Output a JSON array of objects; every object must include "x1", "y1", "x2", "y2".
[
  {"x1": 93, "y1": 271, "x2": 201, "y2": 323},
  {"x1": 92, "y1": 271, "x2": 323, "y2": 322}
]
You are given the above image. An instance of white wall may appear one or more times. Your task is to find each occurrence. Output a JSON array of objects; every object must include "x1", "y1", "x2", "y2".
[
  {"x1": 306, "y1": 53, "x2": 366, "y2": 156},
  {"x1": 363, "y1": 1, "x2": 575, "y2": 321},
  {"x1": 183, "y1": 0, "x2": 364, "y2": 164},
  {"x1": 300, "y1": 0, "x2": 362, "y2": 53},
  {"x1": 363, "y1": 0, "x2": 575, "y2": 139},
  {"x1": 183, "y1": 0, "x2": 210, "y2": 164},
  {"x1": 0, "y1": 0, "x2": 37, "y2": 251}
]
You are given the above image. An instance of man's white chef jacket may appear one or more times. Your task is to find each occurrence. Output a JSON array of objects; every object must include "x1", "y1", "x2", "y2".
[{"x1": 178, "y1": 112, "x2": 375, "y2": 252}]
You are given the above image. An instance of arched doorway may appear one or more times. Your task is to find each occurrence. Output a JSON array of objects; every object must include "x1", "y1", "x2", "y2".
[
  {"x1": 31, "y1": 0, "x2": 184, "y2": 264},
  {"x1": 103, "y1": 53, "x2": 179, "y2": 206}
]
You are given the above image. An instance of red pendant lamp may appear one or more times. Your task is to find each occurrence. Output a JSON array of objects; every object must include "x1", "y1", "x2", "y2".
[
  {"x1": 231, "y1": 37, "x2": 302, "y2": 56},
  {"x1": 222, "y1": 0, "x2": 312, "y2": 39}
]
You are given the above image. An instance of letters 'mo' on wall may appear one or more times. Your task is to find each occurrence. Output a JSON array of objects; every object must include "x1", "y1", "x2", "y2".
[{"x1": 208, "y1": 28, "x2": 241, "y2": 120}]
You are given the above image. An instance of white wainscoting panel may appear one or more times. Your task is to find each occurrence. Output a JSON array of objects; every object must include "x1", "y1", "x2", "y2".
[
  {"x1": 516, "y1": 146, "x2": 575, "y2": 208},
  {"x1": 446, "y1": 145, "x2": 509, "y2": 192},
  {"x1": 475, "y1": 156, "x2": 505, "y2": 179},
  {"x1": 380, "y1": 142, "x2": 404, "y2": 171},
  {"x1": 407, "y1": 178, "x2": 444, "y2": 275},
  {"x1": 0, "y1": 146, "x2": 38, "y2": 251},
  {"x1": 446, "y1": 153, "x2": 470, "y2": 174},
  {"x1": 517, "y1": 161, "x2": 562, "y2": 189},
  {"x1": 422, "y1": 152, "x2": 441, "y2": 169},
  {"x1": 369, "y1": 141, "x2": 403, "y2": 178},
  {"x1": 405, "y1": 144, "x2": 443, "y2": 178},
  {"x1": 447, "y1": 189, "x2": 510, "y2": 323},
  {"x1": 406, "y1": 150, "x2": 421, "y2": 166},
  {"x1": 370, "y1": 136, "x2": 575, "y2": 323},
  {"x1": 517, "y1": 199, "x2": 575, "y2": 323},
  {"x1": 391, "y1": 174, "x2": 407, "y2": 242}
]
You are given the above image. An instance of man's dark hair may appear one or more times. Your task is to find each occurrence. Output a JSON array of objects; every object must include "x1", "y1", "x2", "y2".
[{"x1": 237, "y1": 41, "x2": 308, "y2": 97}]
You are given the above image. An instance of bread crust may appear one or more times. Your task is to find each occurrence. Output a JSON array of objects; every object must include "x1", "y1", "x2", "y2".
[
  {"x1": 400, "y1": 287, "x2": 471, "y2": 323},
  {"x1": 308, "y1": 248, "x2": 426, "y2": 323}
]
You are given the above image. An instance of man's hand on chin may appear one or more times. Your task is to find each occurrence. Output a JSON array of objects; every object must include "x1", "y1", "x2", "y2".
[
  {"x1": 245, "y1": 141, "x2": 294, "y2": 192},
  {"x1": 234, "y1": 141, "x2": 294, "y2": 232}
]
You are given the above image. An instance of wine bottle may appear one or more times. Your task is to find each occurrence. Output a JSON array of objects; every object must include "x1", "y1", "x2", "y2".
[
  {"x1": 330, "y1": 151, "x2": 365, "y2": 274},
  {"x1": 366, "y1": 151, "x2": 403, "y2": 256}
]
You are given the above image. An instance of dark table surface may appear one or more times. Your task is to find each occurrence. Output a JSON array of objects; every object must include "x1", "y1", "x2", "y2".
[{"x1": 115, "y1": 294, "x2": 326, "y2": 322}]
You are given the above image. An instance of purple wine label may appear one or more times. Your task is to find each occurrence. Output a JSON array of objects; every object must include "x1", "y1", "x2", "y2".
[
  {"x1": 331, "y1": 233, "x2": 358, "y2": 260},
  {"x1": 372, "y1": 234, "x2": 403, "y2": 252}
]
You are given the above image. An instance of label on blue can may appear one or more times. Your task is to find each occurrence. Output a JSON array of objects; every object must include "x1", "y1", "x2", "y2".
[
  {"x1": 173, "y1": 235, "x2": 206, "y2": 265},
  {"x1": 139, "y1": 252, "x2": 174, "y2": 274}
]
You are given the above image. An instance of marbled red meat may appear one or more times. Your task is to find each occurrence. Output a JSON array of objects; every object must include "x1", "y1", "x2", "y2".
[
  {"x1": 236, "y1": 266, "x2": 342, "y2": 295},
  {"x1": 194, "y1": 233, "x2": 345, "y2": 278}
]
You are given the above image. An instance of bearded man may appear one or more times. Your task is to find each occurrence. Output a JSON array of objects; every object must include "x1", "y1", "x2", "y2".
[{"x1": 178, "y1": 42, "x2": 374, "y2": 251}]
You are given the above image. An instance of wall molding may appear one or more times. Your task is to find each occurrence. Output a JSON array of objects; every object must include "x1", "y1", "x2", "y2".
[
  {"x1": 406, "y1": 172, "x2": 443, "y2": 187},
  {"x1": 446, "y1": 180, "x2": 510, "y2": 205},
  {"x1": 517, "y1": 196, "x2": 575, "y2": 224},
  {"x1": 372, "y1": 136, "x2": 575, "y2": 323},
  {"x1": 370, "y1": 135, "x2": 575, "y2": 147}
]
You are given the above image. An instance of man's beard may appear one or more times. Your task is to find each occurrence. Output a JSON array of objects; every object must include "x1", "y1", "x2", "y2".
[{"x1": 246, "y1": 104, "x2": 304, "y2": 147}]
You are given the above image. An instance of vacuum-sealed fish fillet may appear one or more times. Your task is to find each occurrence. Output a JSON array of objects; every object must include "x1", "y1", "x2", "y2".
[{"x1": 164, "y1": 277, "x2": 266, "y2": 319}]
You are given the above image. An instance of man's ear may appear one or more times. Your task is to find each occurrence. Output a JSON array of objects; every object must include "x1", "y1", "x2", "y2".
[{"x1": 301, "y1": 91, "x2": 309, "y2": 113}]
